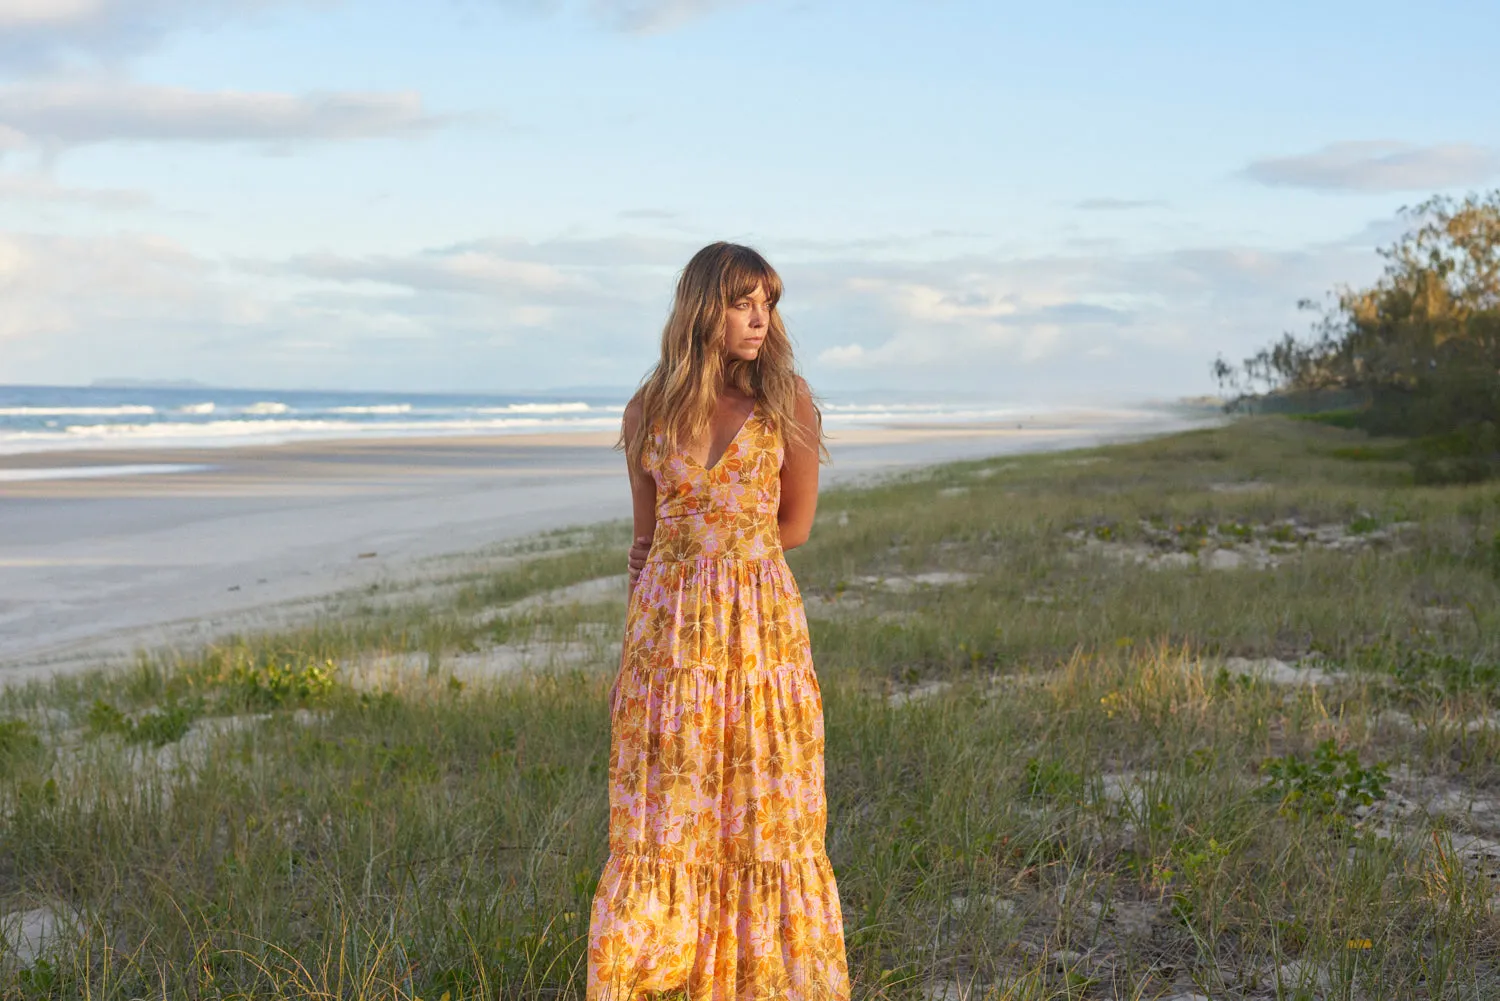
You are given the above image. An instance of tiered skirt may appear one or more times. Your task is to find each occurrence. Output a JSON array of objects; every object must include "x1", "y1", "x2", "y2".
[{"x1": 587, "y1": 552, "x2": 849, "y2": 1001}]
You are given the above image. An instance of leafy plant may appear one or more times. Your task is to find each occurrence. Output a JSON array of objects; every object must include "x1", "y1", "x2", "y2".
[
  {"x1": 87, "y1": 699, "x2": 196, "y2": 747},
  {"x1": 1024, "y1": 756, "x2": 1084, "y2": 802},
  {"x1": 1260, "y1": 739, "x2": 1388, "y2": 819},
  {"x1": 0, "y1": 719, "x2": 43, "y2": 772},
  {"x1": 228, "y1": 657, "x2": 338, "y2": 708}
]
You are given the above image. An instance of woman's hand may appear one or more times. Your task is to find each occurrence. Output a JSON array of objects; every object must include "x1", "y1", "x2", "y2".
[{"x1": 627, "y1": 535, "x2": 651, "y2": 587}]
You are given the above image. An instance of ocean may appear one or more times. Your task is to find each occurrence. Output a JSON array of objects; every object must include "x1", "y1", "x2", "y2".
[{"x1": 0, "y1": 384, "x2": 1058, "y2": 458}]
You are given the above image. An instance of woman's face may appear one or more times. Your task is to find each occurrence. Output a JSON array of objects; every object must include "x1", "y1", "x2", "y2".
[{"x1": 721, "y1": 284, "x2": 770, "y2": 362}]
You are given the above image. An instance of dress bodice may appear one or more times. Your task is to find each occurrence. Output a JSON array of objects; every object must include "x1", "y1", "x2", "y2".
[{"x1": 643, "y1": 407, "x2": 785, "y2": 563}]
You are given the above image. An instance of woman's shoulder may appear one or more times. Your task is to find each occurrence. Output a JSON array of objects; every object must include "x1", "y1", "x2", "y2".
[
  {"x1": 622, "y1": 393, "x2": 645, "y2": 436},
  {"x1": 789, "y1": 376, "x2": 816, "y2": 422}
]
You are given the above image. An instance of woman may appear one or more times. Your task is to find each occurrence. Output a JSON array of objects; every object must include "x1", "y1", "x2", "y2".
[{"x1": 587, "y1": 243, "x2": 850, "y2": 1000}]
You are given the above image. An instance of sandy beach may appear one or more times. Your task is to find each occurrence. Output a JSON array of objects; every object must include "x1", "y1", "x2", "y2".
[{"x1": 0, "y1": 408, "x2": 1206, "y2": 679}]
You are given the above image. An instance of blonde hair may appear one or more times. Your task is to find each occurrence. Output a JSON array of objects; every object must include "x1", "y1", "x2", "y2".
[{"x1": 623, "y1": 242, "x2": 827, "y2": 471}]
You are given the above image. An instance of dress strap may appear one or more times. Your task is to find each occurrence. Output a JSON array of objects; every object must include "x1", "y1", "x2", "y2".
[{"x1": 642, "y1": 422, "x2": 665, "y2": 473}]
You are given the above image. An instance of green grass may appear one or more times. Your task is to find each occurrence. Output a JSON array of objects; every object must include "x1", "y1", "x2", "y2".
[
  {"x1": 1291, "y1": 409, "x2": 1366, "y2": 431},
  {"x1": 2, "y1": 416, "x2": 1499, "y2": 998}
]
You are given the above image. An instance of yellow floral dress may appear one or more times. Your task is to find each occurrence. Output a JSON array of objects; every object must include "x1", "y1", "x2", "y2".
[{"x1": 588, "y1": 405, "x2": 850, "y2": 1001}]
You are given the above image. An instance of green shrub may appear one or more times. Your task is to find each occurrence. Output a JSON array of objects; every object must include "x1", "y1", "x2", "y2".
[
  {"x1": 87, "y1": 699, "x2": 197, "y2": 747},
  {"x1": 1216, "y1": 191, "x2": 1500, "y2": 485},
  {"x1": 1260, "y1": 739, "x2": 1388, "y2": 820},
  {"x1": 1294, "y1": 408, "x2": 1365, "y2": 430},
  {"x1": 228, "y1": 657, "x2": 338, "y2": 708},
  {"x1": 0, "y1": 719, "x2": 43, "y2": 772}
]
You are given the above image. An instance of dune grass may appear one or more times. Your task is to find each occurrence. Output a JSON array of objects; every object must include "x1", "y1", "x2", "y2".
[{"x1": 2, "y1": 416, "x2": 1499, "y2": 999}]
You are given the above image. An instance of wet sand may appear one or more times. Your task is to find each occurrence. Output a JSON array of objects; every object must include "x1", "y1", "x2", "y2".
[{"x1": 0, "y1": 409, "x2": 1207, "y2": 679}]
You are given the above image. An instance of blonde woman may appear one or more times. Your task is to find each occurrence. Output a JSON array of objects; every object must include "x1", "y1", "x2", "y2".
[{"x1": 587, "y1": 243, "x2": 850, "y2": 1000}]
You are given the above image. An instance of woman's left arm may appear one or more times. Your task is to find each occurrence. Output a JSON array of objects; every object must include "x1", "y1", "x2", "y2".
[{"x1": 777, "y1": 379, "x2": 821, "y2": 550}]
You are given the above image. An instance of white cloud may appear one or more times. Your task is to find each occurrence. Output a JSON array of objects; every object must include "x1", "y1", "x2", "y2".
[
  {"x1": 773, "y1": 225, "x2": 1390, "y2": 397},
  {"x1": 0, "y1": 219, "x2": 1395, "y2": 397},
  {"x1": 0, "y1": 169, "x2": 148, "y2": 207},
  {"x1": 0, "y1": 230, "x2": 216, "y2": 347},
  {"x1": 276, "y1": 236, "x2": 698, "y2": 308},
  {"x1": 1243, "y1": 141, "x2": 1500, "y2": 193},
  {"x1": 0, "y1": 0, "x2": 109, "y2": 27},
  {"x1": 0, "y1": 0, "x2": 297, "y2": 72},
  {"x1": 592, "y1": 0, "x2": 758, "y2": 32},
  {"x1": 816, "y1": 343, "x2": 866, "y2": 368},
  {"x1": 0, "y1": 0, "x2": 764, "y2": 72},
  {"x1": 0, "y1": 228, "x2": 499, "y2": 388},
  {"x1": 286, "y1": 249, "x2": 583, "y2": 300},
  {"x1": 1074, "y1": 197, "x2": 1167, "y2": 211},
  {"x1": 0, "y1": 80, "x2": 440, "y2": 148},
  {"x1": 0, "y1": 123, "x2": 30, "y2": 150},
  {"x1": 617, "y1": 207, "x2": 678, "y2": 220}
]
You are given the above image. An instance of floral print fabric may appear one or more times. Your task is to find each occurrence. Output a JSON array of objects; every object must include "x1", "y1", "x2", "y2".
[{"x1": 588, "y1": 407, "x2": 850, "y2": 1001}]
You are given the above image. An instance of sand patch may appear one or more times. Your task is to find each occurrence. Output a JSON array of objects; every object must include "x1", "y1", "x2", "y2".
[
  {"x1": 341, "y1": 639, "x2": 604, "y2": 689},
  {"x1": 1349, "y1": 764, "x2": 1500, "y2": 896},
  {"x1": 857, "y1": 572, "x2": 975, "y2": 592},
  {"x1": 448, "y1": 642, "x2": 602, "y2": 678},
  {"x1": 947, "y1": 893, "x2": 1018, "y2": 920},
  {"x1": 1067, "y1": 516, "x2": 1414, "y2": 573},
  {"x1": 1217, "y1": 655, "x2": 1346, "y2": 686},
  {"x1": 1369, "y1": 767, "x2": 1500, "y2": 830},
  {"x1": 0, "y1": 901, "x2": 81, "y2": 966},
  {"x1": 141, "y1": 712, "x2": 274, "y2": 774},
  {"x1": 1380, "y1": 707, "x2": 1500, "y2": 736},
  {"x1": 470, "y1": 574, "x2": 629, "y2": 630},
  {"x1": 921, "y1": 980, "x2": 985, "y2": 1001},
  {"x1": 1208, "y1": 480, "x2": 1273, "y2": 493},
  {"x1": 1097, "y1": 771, "x2": 1160, "y2": 815},
  {"x1": 504, "y1": 575, "x2": 628, "y2": 615},
  {"x1": 887, "y1": 679, "x2": 954, "y2": 707}
]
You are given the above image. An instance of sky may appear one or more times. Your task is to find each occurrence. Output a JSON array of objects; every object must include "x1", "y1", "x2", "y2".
[{"x1": 1, "y1": 0, "x2": 1498, "y2": 401}]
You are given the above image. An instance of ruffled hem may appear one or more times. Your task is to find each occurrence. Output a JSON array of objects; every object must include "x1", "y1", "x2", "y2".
[{"x1": 588, "y1": 851, "x2": 849, "y2": 1001}]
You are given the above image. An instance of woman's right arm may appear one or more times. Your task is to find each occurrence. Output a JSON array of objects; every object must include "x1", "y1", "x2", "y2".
[{"x1": 622, "y1": 399, "x2": 656, "y2": 592}]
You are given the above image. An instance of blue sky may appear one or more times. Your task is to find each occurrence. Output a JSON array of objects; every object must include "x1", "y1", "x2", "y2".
[{"x1": 1, "y1": 0, "x2": 1497, "y2": 400}]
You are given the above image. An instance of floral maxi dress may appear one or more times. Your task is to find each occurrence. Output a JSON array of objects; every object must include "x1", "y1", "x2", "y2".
[{"x1": 588, "y1": 406, "x2": 850, "y2": 1001}]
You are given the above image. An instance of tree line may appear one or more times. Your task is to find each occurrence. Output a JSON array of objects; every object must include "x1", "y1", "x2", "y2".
[{"x1": 1214, "y1": 190, "x2": 1500, "y2": 483}]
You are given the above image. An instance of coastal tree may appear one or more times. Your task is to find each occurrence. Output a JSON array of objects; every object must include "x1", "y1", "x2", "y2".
[{"x1": 1215, "y1": 189, "x2": 1500, "y2": 481}]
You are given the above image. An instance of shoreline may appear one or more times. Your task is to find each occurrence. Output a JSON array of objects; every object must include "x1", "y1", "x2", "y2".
[
  {"x1": 0, "y1": 405, "x2": 1189, "y2": 474},
  {"x1": 0, "y1": 409, "x2": 1213, "y2": 681}
]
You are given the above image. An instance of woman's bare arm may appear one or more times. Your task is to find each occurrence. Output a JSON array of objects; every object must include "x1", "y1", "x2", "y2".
[
  {"x1": 777, "y1": 379, "x2": 821, "y2": 550},
  {"x1": 622, "y1": 399, "x2": 657, "y2": 590}
]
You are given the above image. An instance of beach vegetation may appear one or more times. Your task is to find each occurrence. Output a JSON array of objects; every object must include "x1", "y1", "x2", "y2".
[
  {"x1": 1216, "y1": 189, "x2": 1500, "y2": 484},
  {"x1": 85, "y1": 698, "x2": 198, "y2": 747},
  {"x1": 1258, "y1": 739, "x2": 1389, "y2": 821},
  {"x1": 0, "y1": 720, "x2": 41, "y2": 773},
  {"x1": 1, "y1": 417, "x2": 1498, "y2": 997}
]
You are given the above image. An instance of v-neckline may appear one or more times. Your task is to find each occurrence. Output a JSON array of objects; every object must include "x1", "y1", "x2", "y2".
[{"x1": 684, "y1": 403, "x2": 757, "y2": 473}]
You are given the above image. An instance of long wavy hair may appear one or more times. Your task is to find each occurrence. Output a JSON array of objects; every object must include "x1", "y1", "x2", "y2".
[{"x1": 623, "y1": 242, "x2": 828, "y2": 471}]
